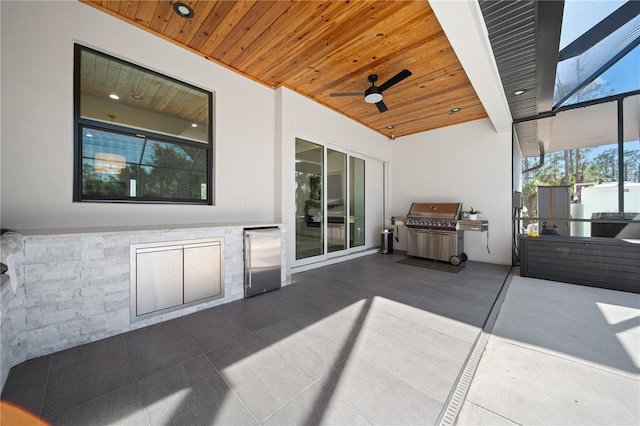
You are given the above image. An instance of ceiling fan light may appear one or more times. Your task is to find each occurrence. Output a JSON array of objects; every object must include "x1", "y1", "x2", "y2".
[{"x1": 365, "y1": 93, "x2": 383, "y2": 104}]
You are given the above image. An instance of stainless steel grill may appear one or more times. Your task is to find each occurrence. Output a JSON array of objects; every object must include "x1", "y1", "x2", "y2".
[
  {"x1": 405, "y1": 202, "x2": 466, "y2": 265},
  {"x1": 405, "y1": 202, "x2": 463, "y2": 231}
]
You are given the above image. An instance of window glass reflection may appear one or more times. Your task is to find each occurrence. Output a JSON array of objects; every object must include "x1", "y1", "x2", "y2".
[
  {"x1": 81, "y1": 127, "x2": 207, "y2": 201},
  {"x1": 295, "y1": 138, "x2": 324, "y2": 260},
  {"x1": 350, "y1": 157, "x2": 365, "y2": 248},
  {"x1": 80, "y1": 48, "x2": 210, "y2": 144}
]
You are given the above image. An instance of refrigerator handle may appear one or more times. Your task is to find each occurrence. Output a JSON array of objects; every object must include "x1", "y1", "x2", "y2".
[{"x1": 246, "y1": 234, "x2": 252, "y2": 289}]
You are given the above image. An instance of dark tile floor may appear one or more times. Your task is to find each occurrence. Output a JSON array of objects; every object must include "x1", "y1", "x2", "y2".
[{"x1": 1, "y1": 253, "x2": 511, "y2": 425}]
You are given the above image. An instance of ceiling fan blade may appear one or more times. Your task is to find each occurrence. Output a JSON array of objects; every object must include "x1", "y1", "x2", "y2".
[
  {"x1": 330, "y1": 92, "x2": 365, "y2": 97},
  {"x1": 376, "y1": 100, "x2": 388, "y2": 113},
  {"x1": 378, "y1": 69, "x2": 412, "y2": 92}
]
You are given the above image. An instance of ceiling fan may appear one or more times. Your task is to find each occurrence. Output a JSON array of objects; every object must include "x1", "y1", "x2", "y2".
[{"x1": 330, "y1": 69, "x2": 412, "y2": 113}]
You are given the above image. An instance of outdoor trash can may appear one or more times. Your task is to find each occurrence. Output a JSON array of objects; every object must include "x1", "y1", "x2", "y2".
[{"x1": 380, "y1": 229, "x2": 393, "y2": 254}]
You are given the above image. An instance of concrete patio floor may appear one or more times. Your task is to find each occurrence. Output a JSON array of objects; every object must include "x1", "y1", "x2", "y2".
[{"x1": 457, "y1": 274, "x2": 640, "y2": 425}]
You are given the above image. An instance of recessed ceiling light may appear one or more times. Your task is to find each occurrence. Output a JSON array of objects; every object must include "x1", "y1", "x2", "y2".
[
  {"x1": 387, "y1": 125, "x2": 394, "y2": 129},
  {"x1": 451, "y1": 107, "x2": 461, "y2": 113},
  {"x1": 173, "y1": 2, "x2": 194, "y2": 18},
  {"x1": 131, "y1": 94, "x2": 144, "y2": 100},
  {"x1": 191, "y1": 123, "x2": 198, "y2": 128},
  {"x1": 109, "y1": 93, "x2": 120, "y2": 100},
  {"x1": 513, "y1": 90, "x2": 526, "y2": 95}
]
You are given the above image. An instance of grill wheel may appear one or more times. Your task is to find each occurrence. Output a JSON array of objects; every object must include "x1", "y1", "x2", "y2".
[{"x1": 449, "y1": 253, "x2": 468, "y2": 266}]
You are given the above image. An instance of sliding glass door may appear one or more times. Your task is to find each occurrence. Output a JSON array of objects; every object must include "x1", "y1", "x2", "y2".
[
  {"x1": 327, "y1": 149, "x2": 347, "y2": 253},
  {"x1": 350, "y1": 157, "x2": 365, "y2": 248},
  {"x1": 295, "y1": 138, "x2": 367, "y2": 262},
  {"x1": 295, "y1": 139, "x2": 324, "y2": 260}
]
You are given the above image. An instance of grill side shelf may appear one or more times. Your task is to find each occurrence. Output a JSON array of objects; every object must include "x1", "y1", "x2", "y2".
[{"x1": 458, "y1": 220, "x2": 488, "y2": 232}]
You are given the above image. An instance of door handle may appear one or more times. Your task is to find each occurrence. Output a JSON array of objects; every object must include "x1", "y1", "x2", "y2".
[
  {"x1": 136, "y1": 245, "x2": 181, "y2": 254},
  {"x1": 182, "y1": 242, "x2": 220, "y2": 249},
  {"x1": 246, "y1": 234, "x2": 252, "y2": 289}
]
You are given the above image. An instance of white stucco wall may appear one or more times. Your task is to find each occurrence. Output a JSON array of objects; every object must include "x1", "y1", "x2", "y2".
[
  {"x1": 390, "y1": 118, "x2": 512, "y2": 264},
  {"x1": 277, "y1": 88, "x2": 391, "y2": 162},
  {"x1": 0, "y1": 1, "x2": 275, "y2": 230}
]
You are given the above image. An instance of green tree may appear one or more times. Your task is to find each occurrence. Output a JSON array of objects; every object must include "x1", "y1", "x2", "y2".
[
  {"x1": 140, "y1": 142, "x2": 203, "y2": 199},
  {"x1": 82, "y1": 162, "x2": 127, "y2": 197},
  {"x1": 592, "y1": 148, "x2": 618, "y2": 182},
  {"x1": 83, "y1": 140, "x2": 206, "y2": 200},
  {"x1": 623, "y1": 149, "x2": 640, "y2": 182}
]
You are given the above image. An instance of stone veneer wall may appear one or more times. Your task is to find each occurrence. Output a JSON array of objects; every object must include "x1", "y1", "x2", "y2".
[{"x1": 0, "y1": 224, "x2": 285, "y2": 390}]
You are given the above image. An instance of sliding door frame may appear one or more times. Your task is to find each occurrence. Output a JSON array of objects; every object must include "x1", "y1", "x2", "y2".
[{"x1": 293, "y1": 136, "x2": 371, "y2": 268}]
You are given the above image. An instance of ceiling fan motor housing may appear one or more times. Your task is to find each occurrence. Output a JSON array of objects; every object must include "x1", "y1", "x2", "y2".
[{"x1": 364, "y1": 86, "x2": 383, "y2": 103}]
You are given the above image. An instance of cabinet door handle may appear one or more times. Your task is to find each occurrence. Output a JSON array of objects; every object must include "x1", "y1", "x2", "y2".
[
  {"x1": 183, "y1": 242, "x2": 220, "y2": 249},
  {"x1": 136, "y1": 246, "x2": 181, "y2": 254}
]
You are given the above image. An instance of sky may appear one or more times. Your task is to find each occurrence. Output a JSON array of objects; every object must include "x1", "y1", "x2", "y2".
[
  {"x1": 541, "y1": 1, "x2": 640, "y2": 159},
  {"x1": 559, "y1": 0, "x2": 640, "y2": 104},
  {"x1": 559, "y1": 0, "x2": 627, "y2": 48}
]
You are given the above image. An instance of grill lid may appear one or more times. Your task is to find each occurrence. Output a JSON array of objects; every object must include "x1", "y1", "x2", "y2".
[{"x1": 407, "y1": 202, "x2": 462, "y2": 219}]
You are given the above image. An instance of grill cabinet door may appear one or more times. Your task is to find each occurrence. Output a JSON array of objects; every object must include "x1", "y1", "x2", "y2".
[
  {"x1": 136, "y1": 246, "x2": 183, "y2": 316},
  {"x1": 183, "y1": 241, "x2": 222, "y2": 304},
  {"x1": 436, "y1": 232, "x2": 454, "y2": 261},
  {"x1": 408, "y1": 228, "x2": 435, "y2": 259},
  {"x1": 407, "y1": 229, "x2": 458, "y2": 262}
]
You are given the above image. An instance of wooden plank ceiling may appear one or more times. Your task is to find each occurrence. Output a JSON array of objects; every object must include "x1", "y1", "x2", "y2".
[{"x1": 83, "y1": 0, "x2": 488, "y2": 138}]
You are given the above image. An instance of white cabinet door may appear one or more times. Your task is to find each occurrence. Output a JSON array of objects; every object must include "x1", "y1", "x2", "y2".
[
  {"x1": 136, "y1": 246, "x2": 183, "y2": 316},
  {"x1": 183, "y1": 242, "x2": 222, "y2": 304}
]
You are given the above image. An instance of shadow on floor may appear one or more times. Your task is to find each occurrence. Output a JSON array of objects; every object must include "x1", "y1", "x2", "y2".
[
  {"x1": 491, "y1": 274, "x2": 640, "y2": 376},
  {"x1": 1, "y1": 253, "x2": 512, "y2": 425}
]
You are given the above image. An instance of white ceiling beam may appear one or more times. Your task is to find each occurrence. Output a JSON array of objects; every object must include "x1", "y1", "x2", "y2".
[{"x1": 429, "y1": 0, "x2": 512, "y2": 133}]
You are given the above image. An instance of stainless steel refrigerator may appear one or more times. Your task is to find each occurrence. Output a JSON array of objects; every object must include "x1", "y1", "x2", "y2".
[{"x1": 244, "y1": 227, "x2": 282, "y2": 298}]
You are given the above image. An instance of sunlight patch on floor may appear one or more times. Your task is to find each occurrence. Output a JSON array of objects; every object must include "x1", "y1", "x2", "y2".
[
  {"x1": 597, "y1": 301, "x2": 640, "y2": 369},
  {"x1": 596, "y1": 301, "x2": 640, "y2": 325},
  {"x1": 145, "y1": 388, "x2": 191, "y2": 420}
]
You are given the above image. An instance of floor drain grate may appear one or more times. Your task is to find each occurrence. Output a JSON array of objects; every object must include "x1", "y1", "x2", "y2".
[
  {"x1": 438, "y1": 332, "x2": 489, "y2": 426},
  {"x1": 437, "y1": 267, "x2": 515, "y2": 426}
]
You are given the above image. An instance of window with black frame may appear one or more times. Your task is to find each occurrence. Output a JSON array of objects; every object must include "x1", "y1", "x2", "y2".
[{"x1": 74, "y1": 44, "x2": 213, "y2": 204}]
